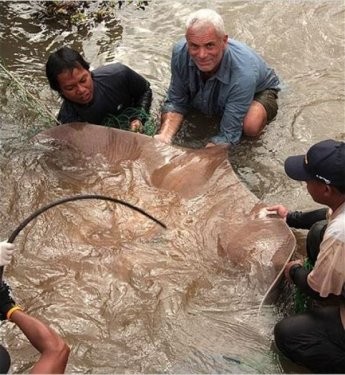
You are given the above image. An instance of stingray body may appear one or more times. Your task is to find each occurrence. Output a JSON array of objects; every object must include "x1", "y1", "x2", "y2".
[
  {"x1": 1, "y1": 122, "x2": 297, "y2": 372},
  {"x1": 36, "y1": 123, "x2": 295, "y2": 304}
]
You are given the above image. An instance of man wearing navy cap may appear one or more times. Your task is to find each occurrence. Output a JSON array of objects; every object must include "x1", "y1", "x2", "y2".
[{"x1": 267, "y1": 139, "x2": 345, "y2": 373}]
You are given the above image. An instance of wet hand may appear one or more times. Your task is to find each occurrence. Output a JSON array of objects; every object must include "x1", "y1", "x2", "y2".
[
  {"x1": 130, "y1": 119, "x2": 143, "y2": 133},
  {"x1": 284, "y1": 260, "x2": 303, "y2": 282},
  {"x1": 0, "y1": 241, "x2": 15, "y2": 267},
  {"x1": 266, "y1": 205, "x2": 289, "y2": 220}
]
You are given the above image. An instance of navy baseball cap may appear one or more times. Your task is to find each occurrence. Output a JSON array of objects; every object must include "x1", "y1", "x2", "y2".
[{"x1": 284, "y1": 139, "x2": 345, "y2": 187}]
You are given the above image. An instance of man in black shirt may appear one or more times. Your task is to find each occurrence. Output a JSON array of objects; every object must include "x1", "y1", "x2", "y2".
[{"x1": 46, "y1": 46, "x2": 152, "y2": 132}]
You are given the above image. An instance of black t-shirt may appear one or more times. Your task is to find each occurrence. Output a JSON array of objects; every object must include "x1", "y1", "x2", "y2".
[{"x1": 57, "y1": 63, "x2": 152, "y2": 126}]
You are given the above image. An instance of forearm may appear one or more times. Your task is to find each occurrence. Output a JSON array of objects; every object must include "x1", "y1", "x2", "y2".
[
  {"x1": 134, "y1": 84, "x2": 152, "y2": 120},
  {"x1": 286, "y1": 208, "x2": 328, "y2": 229},
  {"x1": 211, "y1": 110, "x2": 243, "y2": 146},
  {"x1": 11, "y1": 310, "x2": 69, "y2": 374},
  {"x1": 290, "y1": 265, "x2": 326, "y2": 300},
  {"x1": 158, "y1": 112, "x2": 184, "y2": 143}
]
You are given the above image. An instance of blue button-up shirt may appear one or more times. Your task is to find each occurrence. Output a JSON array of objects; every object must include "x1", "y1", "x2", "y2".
[{"x1": 162, "y1": 38, "x2": 280, "y2": 145}]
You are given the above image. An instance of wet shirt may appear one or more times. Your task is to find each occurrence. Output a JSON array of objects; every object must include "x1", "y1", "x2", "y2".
[
  {"x1": 57, "y1": 63, "x2": 152, "y2": 126},
  {"x1": 162, "y1": 38, "x2": 280, "y2": 145},
  {"x1": 307, "y1": 202, "x2": 345, "y2": 327}
]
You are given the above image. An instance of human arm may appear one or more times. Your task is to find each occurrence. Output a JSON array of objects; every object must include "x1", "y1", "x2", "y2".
[
  {"x1": 129, "y1": 82, "x2": 152, "y2": 132},
  {"x1": 11, "y1": 311, "x2": 70, "y2": 374},
  {"x1": 284, "y1": 261, "x2": 329, "y2": 300},
  {"x1": 133, "y1": 81, "x2": 152, "y2": 115},
  {"x1": 0, "y1": 282, "x2": 70, "y2": 374},
  {"x1": 156, "y1": 40, "x2": 190, "y2": 143},
  {"x1": 124, "y1": 66, "x2": 152, "y2": 130},
  {"x1": 285, "y1": 208, "x2": 328, "y2": 229},
  {"x1": 306, "y1": 235, "x2": 345, "y2": 299},
  {"x1": 285, "y1": 230, "x2": 345, "y2": 301},
  {"x1": 266, "y1": 206, "x2": 328, "y2": 229},
  {"x1": 154, "y1": 112, "x2": 184, "y2": 144},
  {"x1": 210, "y1": 102, "x2": 246, "y2": 146},
  {"x1": 209, "y1": 75, "x2": 256, "y2": 146},
  {"x1": 129, "y1": 82, "x2": 152, "y2": 133},
  {"x1": 129, "y1": 81, "x2": 152, "y2": 131}
]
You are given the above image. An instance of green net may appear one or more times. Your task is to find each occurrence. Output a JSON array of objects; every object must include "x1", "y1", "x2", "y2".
[
  {"x1": 294, "y1": 258, "x2": 314, "y2": 313},
  {"x1": 103, "y1": 107, "x2": 157, "y2": 136},
  {"x1": 1, "y1": 60, "x2": 158, "y2": 138}
]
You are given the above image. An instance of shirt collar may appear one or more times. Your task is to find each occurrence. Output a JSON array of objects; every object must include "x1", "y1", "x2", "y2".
[{"x1": 330, "y1": 200, "x2": 345, "y2": 220}]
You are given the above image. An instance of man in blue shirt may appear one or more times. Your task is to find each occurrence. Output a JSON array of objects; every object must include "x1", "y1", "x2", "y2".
[{"x1": 155, "y1": 8, "x2": 280, "y2": 147}]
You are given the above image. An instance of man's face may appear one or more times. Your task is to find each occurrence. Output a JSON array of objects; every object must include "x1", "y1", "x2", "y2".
[
  {"x1": 186, "y1": 24, "x2": 228, "y2": 75},
  {"x1": 57, "y1": 66, "x2": 94, "y2": 105},
  {"x1": 306, "y1": 180, "x2": 328, "y2": 205}
]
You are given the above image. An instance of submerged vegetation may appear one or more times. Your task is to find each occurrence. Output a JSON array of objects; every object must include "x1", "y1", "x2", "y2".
[
  {"x1": 0, "y1": 1, "x2": 157, "y2": 139},
  {"x1": 0, "y1": 59, "x2": 157, "y2": 138},
  {"x1": 0, "y1": 59, "x2": 59, "y2": 138}
]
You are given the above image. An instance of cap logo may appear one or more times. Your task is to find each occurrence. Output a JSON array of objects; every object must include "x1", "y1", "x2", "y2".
[
  {"x1": 315, "y1": 174, "x2": 331, "y2": 185},
  {"x1": 304, "y1": 154, "x2": 308, "y2": 165}
]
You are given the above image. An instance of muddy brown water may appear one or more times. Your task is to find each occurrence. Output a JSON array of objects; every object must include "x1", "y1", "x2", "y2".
[{"x1": 0, "y1": 1, "x2": 344, "y2": 373}]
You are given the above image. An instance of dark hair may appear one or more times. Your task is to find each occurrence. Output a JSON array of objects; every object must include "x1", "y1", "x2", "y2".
[{"x1": 45, "y1": 46, "x2": 90, "y2": 92}]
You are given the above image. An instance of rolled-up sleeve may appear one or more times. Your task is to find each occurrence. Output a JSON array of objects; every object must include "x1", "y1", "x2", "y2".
[
  {"x1": 125, "y1": 66, "x2": 152, "y2": 112},
  {"x1": 211, "y1": 79, "x2": 256, "y2": 145},
  {"x1": 162, "y1": 43, "x2": 190, "y2": 115}
]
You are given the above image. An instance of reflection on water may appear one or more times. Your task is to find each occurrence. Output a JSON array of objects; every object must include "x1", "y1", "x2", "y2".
[
  {"x1": 0, "y1": 0, "x2": 344, "y2": 373},
  {"x1": 1, "y1": 0, "x2": 344, "y2": 203}
]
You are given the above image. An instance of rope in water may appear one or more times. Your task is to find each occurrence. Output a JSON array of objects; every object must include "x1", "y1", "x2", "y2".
[{"x1": 0, "y1": 194, "x2": 167, "y2": 282}]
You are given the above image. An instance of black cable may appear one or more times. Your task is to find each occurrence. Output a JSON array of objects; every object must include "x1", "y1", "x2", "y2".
[{"x1": 1, "y1": 194, "x2": 166, "y2": 282}]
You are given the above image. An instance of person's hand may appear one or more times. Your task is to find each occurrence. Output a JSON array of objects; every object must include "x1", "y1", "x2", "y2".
[
  {"x1": 0, "y1": 281, "x2": 17, "y2": 320},
  {"x1": 284, "y1": 260, "x2": 303, "y2": 282},
  {"x1": 0, "y1": 241, "x2": 15, "y2": 267},
  {"x1": 153, "y1": 133, "x2": 172, "y2": 144},
  {"x1": 130, "y1": 119, "x2": 143, "y2": 133},
  {"x1": 266, "y1": 205, "x2": 289, "y2": 220}
]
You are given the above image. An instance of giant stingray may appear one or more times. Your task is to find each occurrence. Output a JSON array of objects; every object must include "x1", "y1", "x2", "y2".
[{"x1": 3, "y1": 123, "x2": 295, "y2": 373}]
